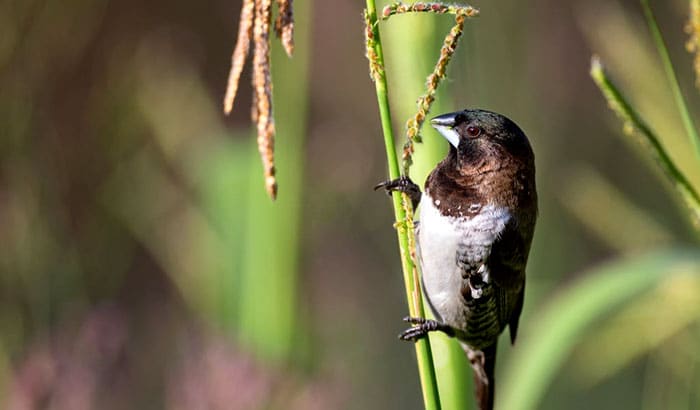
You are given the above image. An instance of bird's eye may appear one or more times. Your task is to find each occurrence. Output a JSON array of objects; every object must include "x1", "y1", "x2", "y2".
[{"x1": 466, "y1": 125, "x2": 482, "y2": 138}]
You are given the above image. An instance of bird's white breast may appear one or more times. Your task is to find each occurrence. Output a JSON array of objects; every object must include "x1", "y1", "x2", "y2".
[{"x1": 417, "y1": 192, "x2": 511, "y2": 326}]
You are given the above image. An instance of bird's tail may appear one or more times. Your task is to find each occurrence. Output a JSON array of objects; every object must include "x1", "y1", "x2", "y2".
[{"x1": 463, "y1": 342, "x2": 497, "y2": 410}]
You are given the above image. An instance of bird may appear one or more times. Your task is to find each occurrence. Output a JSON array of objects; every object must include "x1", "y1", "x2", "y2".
[{"x1": 375, "y1": 109, "x2": 537, "y2": 410}]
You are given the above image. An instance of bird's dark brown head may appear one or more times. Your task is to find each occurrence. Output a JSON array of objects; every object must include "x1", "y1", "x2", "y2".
[
  {"x1": 427, "y1": 109, "x2": 537, "y2": 213},
  {"x1": 431, "y1": 109, "x2": 534, "y2": 173}
]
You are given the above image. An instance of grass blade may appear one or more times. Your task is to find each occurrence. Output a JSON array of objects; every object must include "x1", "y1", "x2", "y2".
[
  {"x1": 590, "y1": 57, "x2": 700, "y2": 229},
  {"x1": 499, "y1": 248, "x2": 700, "y2": 410},
  {"x1": 641, "y1": 0, "x2": 700, "y2": 162}
]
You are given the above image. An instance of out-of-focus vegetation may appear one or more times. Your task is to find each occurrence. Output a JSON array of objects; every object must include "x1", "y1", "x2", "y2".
[{"x1": 1, "y1": 0, "x2": 699, "y2": 409}]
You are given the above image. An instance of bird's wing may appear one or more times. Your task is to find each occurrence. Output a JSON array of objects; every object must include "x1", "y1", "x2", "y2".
[
  {"x1": 507, "y1": 285, "x2": 524, "y2": 344},
  {"x1": 488, "y1": 220, "x2": 529, "y2": 343}
]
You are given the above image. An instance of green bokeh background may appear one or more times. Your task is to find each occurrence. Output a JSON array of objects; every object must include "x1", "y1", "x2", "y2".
[{"x1": 1, "y1": 0, "x2": 699, "y2": 409}]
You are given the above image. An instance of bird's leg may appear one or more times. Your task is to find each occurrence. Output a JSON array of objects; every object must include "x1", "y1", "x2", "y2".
[
  {"x1": 374, "y1": 176, "x2": 422, "y2": 209},
  {"x1": 462, "y1": 343, "x2": 497, "y2": 410},
  {"x1": 465, "y1": 348, "x2": 489, "y2": 385},
  {"x1": 399, "y1": 316, "x2": 454, "y2": 341}
]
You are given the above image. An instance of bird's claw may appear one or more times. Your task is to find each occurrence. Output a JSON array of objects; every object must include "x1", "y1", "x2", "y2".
[
  {"x1": 398, "y1": 317, "x2": 452, "y2": 342},
  {"x1": 403, "y1": 316, "x2": 426, "y2": 325},
  {"x1": 399, "y1": 326, "x2": 428, "y2": 342},
  {"x1": 374, "y1": 176, "x2": 418, "y2": 195},
  {"x1": 374, "y1": 176, "x2": 422, "y2": 208}
]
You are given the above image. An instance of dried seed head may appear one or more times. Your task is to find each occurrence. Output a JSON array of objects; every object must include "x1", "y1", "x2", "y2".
[
  {"x1": 224, "y1": 0, "x2": 296, "y2": 199},
  {"x1": 371, "y1": 3, "x2": 479, "y2": 173},
  {"x1": 364, "y1": 10, "x2": 382, "y2": 82},
  {"x1": 687, "y1": 0, "x2": 700, "y2": 88},
  {"x1": 224, "y1": 0, "x2": 255, "y2": 114},
  {"x1": 402, "y1": 13, "x2": 467, "y2": 173},
  {"x1": 381, "y1": 2, "x2": 478, "y2": 19},
  {"x1": 275, "y1": 0, "x2": 295, "y2": 57},
  {"x1": 382, "y1": 5, "x2": 392, "y2": 18},
  {"x1": 254, "y1": 0, "x2": 277, "y2": 199},
  {"x1": 258, "y1": 121, "x2": 277, "y2": 199},
  {"x1": 251, "y1": 88, "x2": 259, "y2": 122}
]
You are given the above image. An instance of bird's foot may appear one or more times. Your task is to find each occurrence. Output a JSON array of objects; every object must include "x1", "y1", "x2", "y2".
[
  {"x1": 374, "y1": 176, "x2": 421, "y2": 209},
  {"x1": 399, "y1": 316, "x2": 454, "y2": 342}
]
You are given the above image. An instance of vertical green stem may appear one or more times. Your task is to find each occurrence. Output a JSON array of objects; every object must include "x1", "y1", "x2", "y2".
[
  {"x1": 641, "y1": 0, "x2": 700, "y2": 161},
  {"x1": 384, "y1": 12, "x2": 471, "y2": 410},
  {"x1": 365, "y1": 1, "x2": 442, "y2": 409}
]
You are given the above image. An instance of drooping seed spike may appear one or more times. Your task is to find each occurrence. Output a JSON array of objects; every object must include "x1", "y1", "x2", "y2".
[
  {"x1": 223, "y1": 0, "x2": 255, "y2": 114},
  {"x1": 402, "y1": 11, "x2": 469, "y2": 174},
  {"x1": 381, "y1": 2, "x2": 479, "y2": 20},
  {"x1": 275, "y1": 0, "x2": 294, "y2": 57},
  {"x1": 364, "y1": 9, "x2": 383, "y2": 83},
  {"x1": 253, "y1": 0, "x2": 277, "y2": 199}
]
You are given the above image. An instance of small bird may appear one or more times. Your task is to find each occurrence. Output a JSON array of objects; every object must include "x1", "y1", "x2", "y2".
[{"x1": 376, "y1": 109, "x2": 537, "y2": 410}]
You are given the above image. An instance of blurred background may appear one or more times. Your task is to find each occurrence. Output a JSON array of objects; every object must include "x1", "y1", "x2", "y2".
[{"x1": 1, "y1": 0, "x2": 700, "y2": 409}]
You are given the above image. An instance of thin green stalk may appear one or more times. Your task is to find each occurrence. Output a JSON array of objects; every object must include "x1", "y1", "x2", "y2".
[
  {"x1": 364, "y1": 2, "x2": 441, "y2": 409},
  {"x1": 641, "y1": 0, "x2": 700, "y2": 162},
  {"x1": 590, "y1": 56, "x2": 700, "y2": 229}
]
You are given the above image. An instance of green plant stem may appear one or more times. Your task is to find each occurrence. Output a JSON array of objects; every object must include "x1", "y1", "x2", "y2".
[
  {"x1": 383, "y1": 11, "x2": 471, "y2": 410},
  {"x1": 590, "y1": 57, "x2": 700, "y2": 229},
  {"x1": 641, "y1": 0, "x2": 700, "y2": 162},
  {"x1": 364, "y1": 1, "x2": 441, "y2": 409}
]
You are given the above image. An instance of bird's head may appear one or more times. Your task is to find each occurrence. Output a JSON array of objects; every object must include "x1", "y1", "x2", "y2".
[{"x1": 430, "y1": 109, "x2": 534, "y2": 171}]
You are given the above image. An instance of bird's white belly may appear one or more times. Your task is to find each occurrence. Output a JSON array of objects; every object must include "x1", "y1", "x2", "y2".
[{"x1": 417, "y1": 193, "x2": 511, "y2": 326}]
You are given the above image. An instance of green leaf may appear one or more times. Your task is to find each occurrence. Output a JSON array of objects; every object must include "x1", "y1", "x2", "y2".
[{"x1": 499, "y1": 248, "x2": 700, "y2": 410}]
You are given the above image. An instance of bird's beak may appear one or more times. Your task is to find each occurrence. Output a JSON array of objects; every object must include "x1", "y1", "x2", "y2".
[{"x1": 430, "y1": 112, "x2": 460, "y2": 149}]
